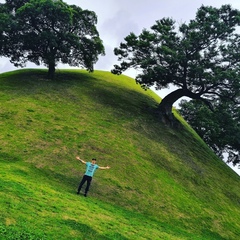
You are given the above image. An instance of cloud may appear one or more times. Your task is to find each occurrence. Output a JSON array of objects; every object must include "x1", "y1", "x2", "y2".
[{"x1": 100, "y1": 9, "x2": 140, "y2": 46}]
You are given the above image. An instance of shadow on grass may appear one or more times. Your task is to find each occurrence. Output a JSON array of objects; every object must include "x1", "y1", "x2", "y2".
[
  {"x1": 60, "y1": 219, "x2": 129, "y2": 240},
  {"x1": 0, "y1": 152, "x2": 22, "y2": 163},
  {"x1": 0, "y1": 69, "x2": 158, "y2": 117}
]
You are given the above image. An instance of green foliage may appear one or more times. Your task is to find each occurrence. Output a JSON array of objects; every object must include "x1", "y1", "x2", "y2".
[
  {"x1": 112, "y1": 5, "x2": 240, "y2": 121},
  {"x1": 0, "y1": 69, "x2": 240, "y2": 239},
  {"x1": 179, "y1": 99, "x2": 240, "y2": 166},
  {"x1": 0, "y1": 0, "x2": 104, "y2": 78}
]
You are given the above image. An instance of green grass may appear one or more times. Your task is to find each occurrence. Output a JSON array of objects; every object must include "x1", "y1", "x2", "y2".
[{"x1": 0, "y1": 69, "x2": 240, "y2": 239}]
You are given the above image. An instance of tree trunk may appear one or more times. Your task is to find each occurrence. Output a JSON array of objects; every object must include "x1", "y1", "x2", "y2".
[
  {"x1": 48, "y1": 61, "x2": 56, "y2": 79},
  {"x1": 157, "y1": 88, "x2": 197, "y2": 127}
]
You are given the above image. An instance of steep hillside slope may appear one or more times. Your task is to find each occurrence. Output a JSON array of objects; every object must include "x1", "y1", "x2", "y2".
[{"x1": 0, "y1": 69, "x2": 240, "y2": 240}]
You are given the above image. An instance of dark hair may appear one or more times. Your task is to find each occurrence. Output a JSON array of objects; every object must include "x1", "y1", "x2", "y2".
[{"x1": 92, "y1": 158, "x2": 96, "y2": 161}]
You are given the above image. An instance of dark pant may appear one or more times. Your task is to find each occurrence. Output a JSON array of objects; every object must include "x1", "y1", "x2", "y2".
[{"x1": 78, "y1": 175, "x2": 92, "y2": 194}]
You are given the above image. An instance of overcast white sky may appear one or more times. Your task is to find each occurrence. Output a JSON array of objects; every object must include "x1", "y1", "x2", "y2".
[{"x1": 0, "y1": 0, "x2": 239, "y2": 175}]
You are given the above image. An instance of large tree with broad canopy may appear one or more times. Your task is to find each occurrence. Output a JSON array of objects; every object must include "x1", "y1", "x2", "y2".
[
  {"x1": 112, "y1": 5, "x2": 240, "y2": 126},
  {"x1": 0, "y1": 0, "x2": 105, "y2": 78}
]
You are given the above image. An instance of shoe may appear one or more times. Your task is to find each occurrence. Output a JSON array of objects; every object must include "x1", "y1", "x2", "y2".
[{"x1": 84, "y1": 193, "x2": 87, "y2": 197}]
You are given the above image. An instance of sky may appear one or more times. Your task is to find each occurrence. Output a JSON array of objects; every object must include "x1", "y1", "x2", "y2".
[{"x1": 0, "y1": 0, "x2": 239, "y2": 175}]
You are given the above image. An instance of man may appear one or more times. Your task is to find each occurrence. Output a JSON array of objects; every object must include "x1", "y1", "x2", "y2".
[{"x1": 76, "y1": 156, "x2": 110, "y2": 197}]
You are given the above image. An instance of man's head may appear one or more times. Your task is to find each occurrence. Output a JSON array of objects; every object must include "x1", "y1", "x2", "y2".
[{"x1": 91, "y1": 158, "x2": 97, "y2": 164}]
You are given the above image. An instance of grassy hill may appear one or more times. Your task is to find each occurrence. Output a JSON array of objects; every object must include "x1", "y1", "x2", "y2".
[{"x1": 0, "y1": 69, "x2": 240, "y2": 240}]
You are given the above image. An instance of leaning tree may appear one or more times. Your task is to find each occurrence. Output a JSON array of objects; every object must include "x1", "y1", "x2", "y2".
[
  {"x1": 0, "y1": 0, "x2": 105, "y2": 78},
  {"x1": 112, "y1": 5, "x2": 240, "y2": 126}
]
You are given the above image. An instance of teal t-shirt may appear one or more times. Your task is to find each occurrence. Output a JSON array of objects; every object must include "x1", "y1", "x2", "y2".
[{"x1": 85, "y1": 162, "x2": 99, "y2": 177}]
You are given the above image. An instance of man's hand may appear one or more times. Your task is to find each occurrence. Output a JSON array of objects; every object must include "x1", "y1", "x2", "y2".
[
  {"x1": 99, "y1": 166, "x2": 110, "y2": 170},
  {"x1": 76, "y1": 156, "x2": 86, "y2": 164}
]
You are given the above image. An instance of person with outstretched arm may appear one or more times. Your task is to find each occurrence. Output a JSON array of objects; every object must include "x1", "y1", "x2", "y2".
[{"x1": 76, "y1": 156, "x2": 110, "y2": 197}]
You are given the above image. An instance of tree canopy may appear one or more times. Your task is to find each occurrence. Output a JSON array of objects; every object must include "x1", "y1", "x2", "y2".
[
  {"x1": 179, "y1": 99, "x2": 240, "y2": 166},
  {"x1": 0, "y1": 0, "x2": 105, "y2": 78},
  {"x1": 112, "y1": 5, "x2": 240, "y2": 125}
]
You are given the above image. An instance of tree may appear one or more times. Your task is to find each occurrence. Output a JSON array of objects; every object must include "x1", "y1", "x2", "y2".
[
  {"x1": 0, "y1": 0, "x2": 105, "y2": 78},
  {"x1": 179, "y1": 99, "x2": 240, "y2": 166},
  {"x1": 112, "y1": 5, "x2": 240, "y2": 126}
]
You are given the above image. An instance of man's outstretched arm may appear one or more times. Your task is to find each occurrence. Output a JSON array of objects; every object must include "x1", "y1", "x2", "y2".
[
  {"x1": 76, "y1": 156, "x2": 86, "y2": 164},
  {"x1": 99, "y1": 166, "x2": 110, "y2": 170}
]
